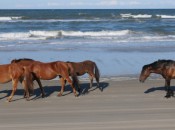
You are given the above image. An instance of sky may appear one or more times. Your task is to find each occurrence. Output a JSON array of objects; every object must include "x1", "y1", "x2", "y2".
[{"x1": 0, "y1": 0, "x2": 174, "y2": 9}]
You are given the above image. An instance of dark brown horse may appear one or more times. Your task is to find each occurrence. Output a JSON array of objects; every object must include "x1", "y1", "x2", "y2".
[
  {"x1": 0, "y1": 62, "x2": 33, "y2": 102},
  {"x1": 139, "y1": 59, "x2": 175, "y2": 98},
  {"x1": 12, "y1": 59, "x2": 79, "y2": 97},
  {"x1": 61, "y1": 60, "x2": 100, "y2": 92}
]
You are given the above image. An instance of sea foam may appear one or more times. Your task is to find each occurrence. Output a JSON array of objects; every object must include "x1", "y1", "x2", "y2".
[
  {"x1": 156, "y1": 15, "x2": 175, "y2": 19},
  {"x1": 121, "y1": 14, "x2": 152, "y2": 18},
  {"x1": 0, "y1": 16, "x2": 22, "y2": 21},
  {"x1": 0, "y1": 30, "x2": 130, "y2": 41},
  {"x1": 121, "y1": 14, "x2": 175, "y2": 19}
]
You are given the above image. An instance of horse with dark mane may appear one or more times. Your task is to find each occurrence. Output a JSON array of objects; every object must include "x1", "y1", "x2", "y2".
[
  {"x1": 12, "y1": 59, "x2": 79, "y2": 97},
  {"x1": 63, "y1": 60, "x2": 100, "y2": 91},
  {"x1": 139, "y1": 59, "x2": 175, "y2": 98},
  {"x1": 0, "y1": 62, "x2": 33, "y2": 102}
]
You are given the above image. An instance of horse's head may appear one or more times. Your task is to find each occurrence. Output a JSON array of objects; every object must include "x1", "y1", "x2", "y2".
[{"x1": 139, "y1": 65, "x2": 152, "y2": 83}]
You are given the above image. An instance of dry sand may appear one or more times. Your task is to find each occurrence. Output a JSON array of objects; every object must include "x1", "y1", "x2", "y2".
[{"x1": 0, "y1": 77, "x2": 175, "y2": 130}]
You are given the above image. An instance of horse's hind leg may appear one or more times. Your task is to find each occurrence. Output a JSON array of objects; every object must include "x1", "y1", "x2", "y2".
[
  {"x1": 22, "y1": 80, "x2": 30, "y2": 101},
  {"x1": 89, "y1": 72, "x2": 101, "y2": 91},
  {"x1": 89, "y1": 71, "x2": 97, "y2": 88},
  {"x1": 58, "y1": 77, "x2": 66, "y2": 96},
  {"x1": 88, "y1": 74, "x2": 93, "y2": 89},
  {"x1": 7, "y1": 79, "x2": 19, "y2": 102},
  {"x1": 34, "y1": 77, "x2": 45, "y2": 98},
  {"x1": 21, "y1": 79, "x2": 28, "y2": 99},
  {"x1": 19, "y1": 79, "x2": 27, "y2": 98},
  {"x1": 66, "y1": 77, "x2": 77, "y2": 97}
]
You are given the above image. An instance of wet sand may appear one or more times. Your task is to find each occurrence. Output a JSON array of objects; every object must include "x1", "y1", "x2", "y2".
[{"x1": 0, "y1": 78, "x2": 175, "y2": 130}]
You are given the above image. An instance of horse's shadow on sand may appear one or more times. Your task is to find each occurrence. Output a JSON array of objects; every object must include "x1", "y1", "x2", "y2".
[
  {"x1": 0, "y1": 82, "x2": 109, "y2": 101},
  {"x1": 144, "y1": 86, "x2": 175, "y2": 94},
  {"x1": 0, "y1": 89, "x2": 25, "y2": 101},
  {"x1": 35, "y1": 82, "x2": 109, "y2": 99}
]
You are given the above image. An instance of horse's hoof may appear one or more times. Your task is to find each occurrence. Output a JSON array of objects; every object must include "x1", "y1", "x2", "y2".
[
  {"x1": 57, "y1": 93, "x2": 62, "y2": 97},
  {"x1": 6, "y1": 99, "x2": 11, "y2": 102},
  {"x1": 25, "y1": 96, "x2": 30, "y2": 101},
  {"x1": 165, "y1": 94, "x2": 171, "y2": 98},
  {"x1": 78, "y1": 88, "x2": 81, "y2": 93},
  {"x1": 170, "y1": 91, "x2": 174, "y2": 97},
  {"x1": 26, "y1": 98, "x2": 30, "y2": 101},
  {"x1": 99, "y1": 87, "x2": 103, "y2": 92},
  {"x1": 7, "y1": 97, "x2": 12, "y2": 102},
  {"x1": 42, "y1": 94, "x2": 45, "y2": 98}
]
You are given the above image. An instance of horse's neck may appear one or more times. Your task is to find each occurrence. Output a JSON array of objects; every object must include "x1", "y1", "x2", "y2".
[{"x1": 150, "y1": 68, "x2": 162, "y2": 74}]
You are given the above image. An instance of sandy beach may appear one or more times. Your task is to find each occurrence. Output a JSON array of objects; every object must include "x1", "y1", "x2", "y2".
[{"x1": 0, "y1": 77, "x2": 175, "y2": 130}]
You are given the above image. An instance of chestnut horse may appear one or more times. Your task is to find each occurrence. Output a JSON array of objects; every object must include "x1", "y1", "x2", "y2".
[
  {"x1": 139, "y1": 59, "x2": 175, "y2": 98},
  {"x1": 12, "y1": 59, "x2": 79, "y2": 97},
  {"x1": 11, "y1": 58, "x2": 45, "y2": 98},
  {"x1": 62, "y1": 60, "x2": 100, "y2": 91},
  {"x1": 0, "y1": 62, "x2": 33, "y2": 102}
]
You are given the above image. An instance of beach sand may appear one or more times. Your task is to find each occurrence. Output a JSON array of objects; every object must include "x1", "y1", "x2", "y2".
[{"x1": 0, "y1": 77, "x2": 175, "y2": 130}]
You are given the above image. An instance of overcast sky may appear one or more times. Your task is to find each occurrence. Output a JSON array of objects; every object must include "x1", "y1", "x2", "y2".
[{"x1": 0, "y1": 0, "x2": 174, "y2": 9}]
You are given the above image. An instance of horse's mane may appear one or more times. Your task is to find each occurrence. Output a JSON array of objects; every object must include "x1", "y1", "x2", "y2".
[
  {"x1": 144, "y1": 59, "x2": 175, "y2": 70},
  {"x1": 11, "y1": 58, "x2": 34, "y2": 63}
]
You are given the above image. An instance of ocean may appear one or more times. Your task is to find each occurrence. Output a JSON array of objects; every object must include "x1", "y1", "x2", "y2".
[{"x1": 0, "y1": 9, "x2": 175, "y2": 77}]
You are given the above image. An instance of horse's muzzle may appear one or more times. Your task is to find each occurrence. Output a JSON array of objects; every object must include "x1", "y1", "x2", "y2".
[{"x1": 139, "y1": 79, "x2": 144, "y2": 83}]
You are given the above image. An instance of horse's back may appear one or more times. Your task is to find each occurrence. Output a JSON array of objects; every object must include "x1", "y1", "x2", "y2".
[{"x1": 82, "y1": 60, "x2": 95, "y2": 64}]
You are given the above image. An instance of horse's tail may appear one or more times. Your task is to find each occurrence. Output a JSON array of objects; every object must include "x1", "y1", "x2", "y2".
[
  {"x1": 94, "y1": 62, "x2": 100, "y2": 87},
  {"x1": 23, "y1": 67, "x2": 34, "y2": 94},
  {"x1": 68, "y1": 63, "x2": 80, "y2": 92},
  {"x1": 71, "y1": 73, "x2": 79, "y2": 90}
]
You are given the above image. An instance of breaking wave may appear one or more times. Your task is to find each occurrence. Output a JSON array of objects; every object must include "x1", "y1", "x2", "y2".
[
  {"x1": 0, "y1": 30, "x2": 131, "y2": 40},
  {"x1": 121, "y1": 14, "x2": 152, "y2": 18},
  {"x1": 156, "y1": 15, "x2": 175, "y2": 19},
  {"x1": 121, "y1": 14, "x2": 175, "y2": 19},
  {"x1": 0, "y1": 30, "x2": 175, "y2": 42},
  {"x1": 0, "y1": 16, "x2": 22, "y2": 21}
]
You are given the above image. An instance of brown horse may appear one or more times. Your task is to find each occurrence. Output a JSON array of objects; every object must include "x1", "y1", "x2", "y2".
[
  {"x1": 139, "y1": 59, "x2": 175, "y2": 98},
  {"x1": 0, "y1": 62, "x2": 33, "y2": 102},
  {"x1": 12, "y1": 59, "x2": 79, "y2": 97},
  {"x1": 11, "y1": 58, "x2": 45, "y2": 98},
  {"x1": 60, "y1": 60, "x2": 100, "y2": 92}
]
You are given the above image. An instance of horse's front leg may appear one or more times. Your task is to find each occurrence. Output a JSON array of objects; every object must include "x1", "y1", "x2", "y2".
[
  {"x1": 7, "y1": 79, "x2": 19, "y2": 102},
  {"x1": 165, "y1": 79, "x2": 173, "y2": 98}
]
